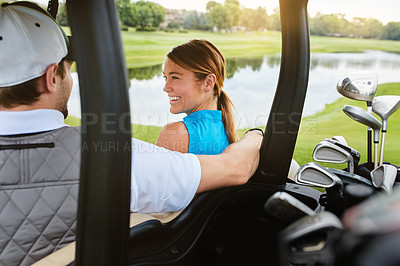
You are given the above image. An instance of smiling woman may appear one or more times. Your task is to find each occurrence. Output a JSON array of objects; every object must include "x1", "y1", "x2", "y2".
[{"x1": 156, "y1": 39, "x2": 238, "y2": 154}]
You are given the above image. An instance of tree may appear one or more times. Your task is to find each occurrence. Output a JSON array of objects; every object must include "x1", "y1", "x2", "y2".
[
  {"x1": 115, "y1": 0, "x2": 137, "y2": 27},
  {"x1": 207, "y1": 2, "x2": 233, "y2": 31},
  {"x1": 183, "y1": 11, "x2": 210, "y2": 30},
  {"x1": 382, "y1": 22, "x2": 400, "y2": 40},
  {"x1": 362, "y1": 18, "x2": 383, "y2": 39},
  {"x1": 225, "y1": 0, "x2": 241, "y2": 26},
  {"x1": 134, "y1": 1, "x2": 165, "y2": 30},
  {"x1": 206, "y1": 1, "x2": 219, "y2": 12},
  {"x1": 267, "y1": 8, "x2": 280, "y2": 31},
  {"x1": 310, "y1": 13, "x2": 347, "y2": 36},
  {"x1": 239, "y1": 8, "x2": 255, "y2": 30},
  {"x1": 239, "y1": 7, "x2": 270, "y2": 31},
  {"x1": 253, "y1": 7, "x2": 268, "y2": 31},
  {"x1": 115, "y1": 1, "x2": 165, "y2": 29}
]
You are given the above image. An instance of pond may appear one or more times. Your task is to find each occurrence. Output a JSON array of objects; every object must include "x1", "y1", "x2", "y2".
[{"x1": 68, "y1": 50, "x2": 400, "y2": 129}]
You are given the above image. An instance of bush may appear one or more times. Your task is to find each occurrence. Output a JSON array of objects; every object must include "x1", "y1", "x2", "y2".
[
  {"x1": 179, "y1": 30, "x2": 188, "y2": 33},
  {"x1": 121, "y1": 25, "x2": 129, "y2": 31},
  {"x1": 167, "y1": 21, "x2": 180, "y2": 29},
  {"x1": 163, "y1": 28, "x2": 175, "y2": 33},
  {"x1": 136, "y1": 26, "x2": 157, "y2": 32}
]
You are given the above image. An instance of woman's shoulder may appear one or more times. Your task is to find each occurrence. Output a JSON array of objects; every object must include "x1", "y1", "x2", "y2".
[
  {"x1": 161, "y1": 121, "x2": 187, "y2": 132},
  {"x1": 156, "y1": 122, "x2": 189, "y2": 153}
]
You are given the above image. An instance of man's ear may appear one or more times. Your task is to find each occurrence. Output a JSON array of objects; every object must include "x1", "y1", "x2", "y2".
[
  {"x1": 44, "y1": 63, "x2": 59, "y2": 93},
  {"x1": 203, "y1": 74, "x2": 216, "y2": 92}
]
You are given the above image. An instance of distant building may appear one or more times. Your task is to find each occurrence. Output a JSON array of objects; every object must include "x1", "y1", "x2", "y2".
[{"x1": 159, "y1": 8, "x2": 189, "y2": 29}]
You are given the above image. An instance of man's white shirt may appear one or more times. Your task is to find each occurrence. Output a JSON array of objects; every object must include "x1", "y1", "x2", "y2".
[{"x1": 0, "y1": 109, "x2": 201, "y2": 213}]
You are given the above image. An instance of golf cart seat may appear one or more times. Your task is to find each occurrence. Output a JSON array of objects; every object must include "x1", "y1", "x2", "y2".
[
  {"x1": 33, "y1": 211, "x2": 182, "y2": 265},
  {"x1": 0, "y1": 127, "x2": 81, "y2": 266}
]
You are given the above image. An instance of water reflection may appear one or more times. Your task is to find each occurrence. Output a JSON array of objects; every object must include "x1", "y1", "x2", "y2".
[
  {"x1": 68, "y1": 50, "x2": 400, "y2": 129},
  {"x1": 128, "y1": 65, "x2": 162, "y2": 80}
]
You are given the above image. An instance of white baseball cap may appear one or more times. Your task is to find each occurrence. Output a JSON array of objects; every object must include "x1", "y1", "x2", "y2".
[{"x1": 0, "y1": 1, "x2": 73, "y2": 87}]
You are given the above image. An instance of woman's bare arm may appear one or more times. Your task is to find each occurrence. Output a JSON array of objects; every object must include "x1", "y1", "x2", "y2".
[
  {"x1": 196, "y1": 130, "x2": 262, "y2": 193},
  {"x1": 156, "y1": 122, "x2": 189, "y2": 153}
]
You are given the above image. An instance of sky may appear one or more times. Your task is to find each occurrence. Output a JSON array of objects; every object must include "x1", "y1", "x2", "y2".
[{"x1": 35, "y1": 0, "x2": 399, "y2": 24}]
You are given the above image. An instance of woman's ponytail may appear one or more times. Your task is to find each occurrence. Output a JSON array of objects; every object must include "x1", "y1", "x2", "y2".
[{"x1": 218, "y1": 90, "x2": 238, "y2": 144}]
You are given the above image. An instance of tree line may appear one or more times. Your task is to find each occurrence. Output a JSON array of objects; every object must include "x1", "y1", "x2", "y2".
[
  {"x1": 54, "y1": 0, "x2": 400, "y2": 41},
  {"x1": 310, "y1": 13, "x2": 400, "y2": 40}
]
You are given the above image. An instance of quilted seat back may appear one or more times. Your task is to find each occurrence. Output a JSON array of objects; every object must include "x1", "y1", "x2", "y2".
[{"x1": 0, "y1": 127, "x2": 80, "y2": 266}]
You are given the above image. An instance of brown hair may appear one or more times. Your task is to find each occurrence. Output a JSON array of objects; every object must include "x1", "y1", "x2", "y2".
[
  {"x1": 167, "y1": 39, "x2": 238, "y2": 143},
  {"x1": 0, "y1": 59, "x2": 70, "y2": 108}
]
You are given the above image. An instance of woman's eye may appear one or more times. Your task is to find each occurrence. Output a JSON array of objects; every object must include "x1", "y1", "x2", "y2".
[{"x1": 172, "y1": 76, "x2": 179, "y2": 80}]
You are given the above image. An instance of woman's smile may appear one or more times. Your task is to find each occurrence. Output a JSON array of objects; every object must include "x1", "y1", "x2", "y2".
[{"x1": 169, "y1": 96, "x2": 181, "y2": 104}]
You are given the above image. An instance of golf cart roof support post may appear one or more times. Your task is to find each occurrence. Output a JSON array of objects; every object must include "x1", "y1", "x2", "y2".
[
  {"x1": 66, "y1": 0, "x2": 132, "y2": 265},
  {"x1": 251, "y1": 0, "x2": 310, "y2": 186}
]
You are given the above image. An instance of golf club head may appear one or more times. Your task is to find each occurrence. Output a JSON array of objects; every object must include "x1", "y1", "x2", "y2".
[
  {"x1": 313, "y1": 140, "x2": 355, "y2": 173},
  {"x1": 342, "y1": 105, "x2": 382, "y2": 143},
  {"x1": 264, "y1": 191, "x2": 316, "y2": 225},
  {"x1": 280, "y1": 211, "x2": 343, "y2": 266},
  {"x1": 372, "y1": 95, "x2": 400, "y2": 131},
  {"x1": 287, "y1": 159, "x2": 300, "y2": 181},
  {"x1": 331, "y1": 135, "x2": 348, "y2": 146},
  {"x1": 295, "y1": 162, "x2": 344, "y2": 192},
  {"x1": 336, "y1": 72, "x2": 378, "y2": 102},
  {"x1": 328, "y1": 168, "x2": 372, "y2": 186},
  {"x1": 284, "y1": 183, "x2": 325, "y2": 212},
  {"x1": 324, "y1": 138, "x2": 361, "y2": 165},
  {"x1": 370, "y1": 164, "x2": 397, "y2": 193}
]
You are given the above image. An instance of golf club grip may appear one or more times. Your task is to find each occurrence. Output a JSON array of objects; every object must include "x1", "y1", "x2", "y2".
[
  {"x1": 379, "y1": 132, "x2": 386, "y2": 166},
  {"x1": 368, "y1": 128, "x2": 372, "y2": 169}
]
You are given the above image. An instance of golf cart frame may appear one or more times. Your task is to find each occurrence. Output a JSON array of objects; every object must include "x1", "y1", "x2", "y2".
[{"x1": 65, "y1": 0, "x2": 310, "y2": 264}]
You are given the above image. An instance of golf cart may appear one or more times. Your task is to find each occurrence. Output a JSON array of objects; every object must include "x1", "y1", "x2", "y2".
[
  {"x1": 71, "y1": 0, "x2": 312, "y2": 264},
  {"x1": 6, "y1": 0, "x2": 399, "y2": 265}
]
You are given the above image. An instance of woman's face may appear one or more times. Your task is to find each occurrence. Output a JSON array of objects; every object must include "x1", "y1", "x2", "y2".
[{"x1": 162, "y1": 58, "x2": 210, "y2": 115}]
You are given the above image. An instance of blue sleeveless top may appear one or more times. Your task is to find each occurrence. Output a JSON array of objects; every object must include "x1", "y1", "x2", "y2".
[{"x1": 182, "y1": 110, "x2": 229, "y2": 155}]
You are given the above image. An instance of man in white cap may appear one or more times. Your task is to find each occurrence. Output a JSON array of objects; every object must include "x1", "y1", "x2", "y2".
[{"x1": 0, "y1": 2, "x2": 262, "y2": 265}]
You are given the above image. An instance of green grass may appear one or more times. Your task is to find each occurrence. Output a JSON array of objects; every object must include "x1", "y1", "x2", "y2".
[{"x1": 121, "y1": 29, "x2": 282, "y2": 68}]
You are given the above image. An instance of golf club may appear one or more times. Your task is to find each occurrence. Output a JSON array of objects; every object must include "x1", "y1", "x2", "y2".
[
  {"x1": 372, "y1": 95, "x2": 400, "y2": 166},
  {"x1": 331, "y1": 135, "x2": 348, "y2": 146},
  {"x1": 328, "y1": 168, "x2": 372, "y2": 186},
  {"x1": 280, "y1": 211, "x2": 343, "y2": 266},
  {"x1": 324, "y1": 137, "x2": 361, "y2": 166},
  {"x1": 313, "y1": 140, "x2": 356, "y2": 173},
  {"x1": 264, "y1": 191, "x2": 316, "y2": 225},
  {"x1": 370, "y1": 164, "x2": 397, "y2": 193},
  {"x1": 284, "y1": 183, "x2": 325, "y2": 212},
  {"x1": 342, "y1": 105, "x2": 382, "y2": 169},
  {"x1": 294, "y1": 162, "x2": 344, "y2": 192},
  {"x1": 295, "y1": 162, "x2": 345, "y2": 216},
  {"x1": 337, "y1": 72, "x2": 378, "y2": 169}
]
